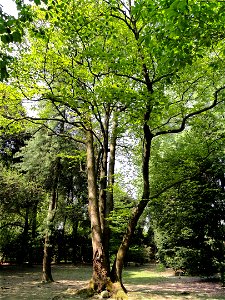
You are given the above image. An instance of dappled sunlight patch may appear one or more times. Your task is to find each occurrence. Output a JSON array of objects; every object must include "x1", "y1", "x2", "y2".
[
  {"x1": 63, "y1": 287, "x2": 78, "y2": 295},
  {"x1": 127, "y1": 292, "x2": 193, "y2": 300}
]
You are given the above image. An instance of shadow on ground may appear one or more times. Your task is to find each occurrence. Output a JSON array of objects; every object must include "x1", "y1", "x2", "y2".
[{"x1": 1, "y1": 264, "x2": 225, "y2": 300}]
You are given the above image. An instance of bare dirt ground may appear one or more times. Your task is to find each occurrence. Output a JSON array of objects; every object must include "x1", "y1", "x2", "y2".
[{"x1": 1, "y1": 264, "x2": 225, "y2": 300}]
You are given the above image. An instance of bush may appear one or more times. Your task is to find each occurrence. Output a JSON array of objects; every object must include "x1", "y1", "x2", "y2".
[{"x1": 159, "y1": 246, "x2": 218, "y2": 276}]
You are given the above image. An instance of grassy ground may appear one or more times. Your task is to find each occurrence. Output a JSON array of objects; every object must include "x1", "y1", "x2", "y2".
[{"x1": 1, "y1": 263, "x2": 225, "y2": 299}]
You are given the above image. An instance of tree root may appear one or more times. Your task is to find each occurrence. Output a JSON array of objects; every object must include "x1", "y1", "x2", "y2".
[
  {"x1": 111, "y1": 282, "x2": 128, "y2": 300},
  {"x1": 88, "y1": 279, "x2": 128, "y2": 299}
]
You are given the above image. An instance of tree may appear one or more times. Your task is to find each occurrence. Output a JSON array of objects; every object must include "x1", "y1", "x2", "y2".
[
  {"x1": 2, "y1": 0, "x2": 225, "y2": 297},
  {"x1": 102, "y1": 0, "x2": 225, "y2": 290},
  {"x1": 0, "y1": 163, "x2": 44, "y2": 264},
  {"x1": 0, "y1": 0, "x2": 49, "y2": 80},
  {"x1": 16, "y1": 122, "x2": 88, "y2": 280}
]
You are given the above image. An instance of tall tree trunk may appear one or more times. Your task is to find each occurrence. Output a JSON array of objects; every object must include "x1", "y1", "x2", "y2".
[
  {"x1": 98, "y1": 108, "x2": 111, "y2": 272},
  {"x1": 111, "y1": 110, "x2": 153, "y2": 289},
  {"x1": 99, "y1": 145, "x2": 108, "y2": 233},
  {"x1": 104, "y1": 112, "x2": 118, "y2": 271},
  {"x1": 42, "y1": 157, "x2": 61, "y2": 282},
  {"x1": 86, "y1": 129, "x2": 109, "y2": 292}
]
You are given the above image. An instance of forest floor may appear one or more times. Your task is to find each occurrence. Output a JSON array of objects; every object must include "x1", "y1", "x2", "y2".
[{"x1": 1, "y1": 263, "x2": 225, "y2": 300}]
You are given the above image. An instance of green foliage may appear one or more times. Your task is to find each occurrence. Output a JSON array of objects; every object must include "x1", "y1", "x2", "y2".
[
  {"x1": 150, "y1": 121, "x2": 225, "y2": 276},
  {"x1": 0, "y1": 0, "x2": 50, "y2": 80},
  {"x1": 0, "y1": 163, "x2": 45, "y2": 263},
  {"x1": 13, "y1": 125, "x2": 89, "y2": 264}
]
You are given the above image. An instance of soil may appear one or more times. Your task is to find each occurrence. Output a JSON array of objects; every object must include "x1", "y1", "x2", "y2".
[{"x1": 1, "y1": 264, "x2": 225, "y2": 300}]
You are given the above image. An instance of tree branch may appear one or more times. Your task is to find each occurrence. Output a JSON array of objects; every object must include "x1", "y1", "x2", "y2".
[
  {"x1": 154, "y1": 85, "x2": 225, "y2": 137},
  {"x1": 149, "y1": 177, "x2": 192, "y2": 201},
  {"x1": 113, "y1": 72, "x2": 146, "y2": 84},
  {"x1": 152, "y1": 71, "x2": 176, "y2": 84}
]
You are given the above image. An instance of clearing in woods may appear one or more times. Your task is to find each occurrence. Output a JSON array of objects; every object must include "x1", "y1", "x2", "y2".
[{"x1": 1, "y1": 263, "x2": 225, "y2": 299}]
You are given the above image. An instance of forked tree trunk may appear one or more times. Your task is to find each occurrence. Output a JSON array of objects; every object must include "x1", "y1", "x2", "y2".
[
  {"x1": 86, "y1": 129, "x2": 109, "y2": 292},
  {"x1": 42, "y1": 157, "x2": 61, "y2": 282}
]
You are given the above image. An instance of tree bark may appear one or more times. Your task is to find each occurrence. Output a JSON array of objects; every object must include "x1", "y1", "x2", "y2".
[
  {"x1": 42, "y1": 157, "x2": 61, "y2": 282},
  {"x1": 99, "y1": 109, "x2": 110, "y2": 231},
  {"x1": 86, "y1": 129, "x2": 109, "y2": 292},
  {"x1": 99, "y1": 144, "x2": 108, "y2": 233}
]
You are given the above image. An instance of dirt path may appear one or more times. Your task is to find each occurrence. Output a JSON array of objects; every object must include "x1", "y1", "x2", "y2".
[{"x1": 1, "y1": 264, "x2": 225, "y2": 299}]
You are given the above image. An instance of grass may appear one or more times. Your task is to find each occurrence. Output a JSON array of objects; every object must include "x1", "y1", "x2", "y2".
[{"x1": 123, "y1": 266, "x2": 170, "y2": 285}]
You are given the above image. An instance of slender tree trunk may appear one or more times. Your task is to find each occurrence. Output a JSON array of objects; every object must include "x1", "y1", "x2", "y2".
[
  {"x1": 104, "y1": 113, "x2": 118, "y2": 271},
  {"x1": 86, "y1": 129, "x2": 109, "y2": 292},
  {"x1": 98, "y1": 111, "x2": 110, "y2": 229},
  {"x1": 99, "y1": 145, "x2": 108, "y2": 233},
  {"x1": 42, "y1": 157, "x2": 61, "y2": 282},
  {"x1": 111, "y1": 110, "x2": 153, "y2": 289}
]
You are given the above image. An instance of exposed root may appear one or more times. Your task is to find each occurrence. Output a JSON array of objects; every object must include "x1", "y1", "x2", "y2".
[{"x1": 111, "y1": 282, "x2": 128, "y2": 300}]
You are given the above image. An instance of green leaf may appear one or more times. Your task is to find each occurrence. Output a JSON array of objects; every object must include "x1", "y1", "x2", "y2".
[
  {"x1": 1, "y1": 34, "x2": 13, "y2": 43},
  {"x1": 0, "y1": 65, "x2": 8, "y2": 81},
  {"x1": 12, "y1": 30, "x2": 22, "y2": 43},
  {"x1": 34, "y1": 0, "x2": 41, "y2": 5},
  {"x1": 0, "y1": 24, "x2": 6, "y2": 34}
]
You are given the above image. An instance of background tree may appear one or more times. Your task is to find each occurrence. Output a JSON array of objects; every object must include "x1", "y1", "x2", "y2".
[
  {"x1": 16, "y1": 122, "x2": 88, "y2": 280},
  {"x1": 149, "y1": 114, "x2": 225, "y2": 279},
  {"x1": 0, "y1": 163, "x2": 44, "y2": 264}
]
